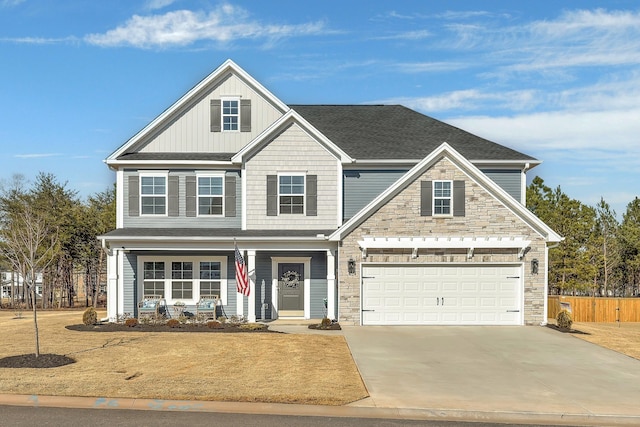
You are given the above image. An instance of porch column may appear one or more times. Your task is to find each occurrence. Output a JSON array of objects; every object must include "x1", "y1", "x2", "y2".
[
  {"x1": 247, "y1": 250, "x2": 256, "y2": 322},
  {"x1": 327, "y1": 249, "x2": 336, "y2": 320},
  {"x1": 106, "y1": 249, "x2": 118, "y2": 322}
]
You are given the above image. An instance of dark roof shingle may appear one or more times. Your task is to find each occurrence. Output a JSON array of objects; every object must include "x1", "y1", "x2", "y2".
[{"x1": 291, "y1": 105, "x2": 536, "y2": 162}]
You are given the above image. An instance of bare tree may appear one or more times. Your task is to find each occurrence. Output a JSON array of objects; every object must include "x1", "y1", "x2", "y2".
[{"x1": 0, "y1": 201, "x2": 58, "y2": 357}]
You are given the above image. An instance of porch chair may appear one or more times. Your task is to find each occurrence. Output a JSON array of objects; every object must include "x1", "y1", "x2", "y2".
[
  {"x1": 138, "y1": 295, "x2": 165, "y2": 320},
  {"x1": 196, "y1": 295, "x2": 220, "y2": 320}
]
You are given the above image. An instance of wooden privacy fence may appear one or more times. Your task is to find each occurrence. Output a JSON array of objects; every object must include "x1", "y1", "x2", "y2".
[{"x1": 548, "y1": 296, "x2": 640, "y2": 322}]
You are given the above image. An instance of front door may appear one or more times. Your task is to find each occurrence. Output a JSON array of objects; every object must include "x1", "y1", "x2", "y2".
[{"x1": 278, "y1": 263, "x2": 304, "y2": 317}]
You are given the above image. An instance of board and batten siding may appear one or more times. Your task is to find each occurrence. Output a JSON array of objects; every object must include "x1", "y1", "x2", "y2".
[
  {"x1": 138, "y1": 73, "x2": 284, "y2": 154},
  {"x1": 245, "y1": 123, "x2": 339, "y2": 229},
  {"x1": 343, "y1": 169, "x2": 409, "y2": 220},
  {"x1": 480, "y1": 169, "x2": 522, "y2": 203},
  {"x1": 123, "y1": 169, "x2": 241, "y2": 228}
]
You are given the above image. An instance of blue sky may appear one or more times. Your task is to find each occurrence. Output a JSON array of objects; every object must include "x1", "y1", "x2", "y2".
[{"x1": 1, "y1": 1, "x2": 639, "y2": 217}]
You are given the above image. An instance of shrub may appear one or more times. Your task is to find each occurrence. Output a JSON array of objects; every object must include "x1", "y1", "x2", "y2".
[
  {"x1": 82, "y1": 307, "x2": 98, "y2": 325},
  {"x1": 207, "y1": 320, "x2": 223, "y2": 329},
  {"x1": 125, "y1": 318, "x2": 138, "y2": 327},
  {"x1": 320, "y1": 317, "x2": 332, "y2": 328},
  {"x1": 557, "y1": 310, "x2": 573, "y2": 330},
  {"x1": 166, "y1": 318, "x2": 180, "y2": 328}
]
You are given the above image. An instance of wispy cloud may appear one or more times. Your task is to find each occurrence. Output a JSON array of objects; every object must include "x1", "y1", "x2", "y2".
[
  {"x1": 374, "y1": 30, "x2": 432, "y2": 40},
  {"x1": 0, "y1": 36, "x2": 79, "y2": 45},
  {"x1": 1, "y1": 0, "x2": 25, "y2": 7},
  {"x1": 85, "y1": 4, "x2": 328, "y2": 49},
  {"x1": 144, "y1": 0, "x2": 177, "y2": 11},
  {"x1": 15, "y1": 153, "x2": 62, "y2": 159}
]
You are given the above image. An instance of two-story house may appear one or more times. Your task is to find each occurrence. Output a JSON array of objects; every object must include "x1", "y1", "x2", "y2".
[{"x1": 100, "y1": 59, "x2": 561, "y2": 326}]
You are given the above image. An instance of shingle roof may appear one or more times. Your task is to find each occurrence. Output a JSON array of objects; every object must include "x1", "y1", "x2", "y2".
[
  {"x1": 291, "y1": 105, "x2": 536, "y2": 162},
  {"x1": 117, "y1": 152, "x2": 234, "y2": 162}
]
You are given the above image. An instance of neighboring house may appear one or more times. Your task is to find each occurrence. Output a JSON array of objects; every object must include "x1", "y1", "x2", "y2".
[
  {"x1": 1, "y1": 271, "x2": 43, "y2": 299},
  {"x1": 99, "y1": 59, "x2": 561, "y2": 326}
]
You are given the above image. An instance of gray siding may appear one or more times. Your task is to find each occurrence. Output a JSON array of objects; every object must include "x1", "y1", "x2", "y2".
[
  {"x1": 481, "y1": 169, "x2": 522, "y2": 202},
  {"x1": 123, "y1": 169, "x2": 241, "y2": 228},
  {"x1": 343, "y1": 170, "x2": 408, "y2": 220},
  {"x1": 124, "y1": 253, "x2": 137, "y2": 317},
  {"x1": 255, "y1": 251, "x2": 328, "y2": 320}
]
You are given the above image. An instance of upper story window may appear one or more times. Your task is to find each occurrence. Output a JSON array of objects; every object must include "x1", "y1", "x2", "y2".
[
  {"x1": 140, "y1": 174, "x2": 167, "y2": 215},
  {"x1": 433, "y1": 180, "x2": 452, "y2": 216},
  {"x1": 197, "y1": 175, "x2": 224, "y2": 216},
  {"x1": 222, "y1": 99, "x2": 239, "y2": 131},
  {"x1": 279, "y1": 174, "x2": 305, "y2": 214}
]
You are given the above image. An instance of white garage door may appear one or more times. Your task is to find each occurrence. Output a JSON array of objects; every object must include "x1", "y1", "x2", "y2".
[{"x1": 362, "y1": 264, "x2": 522, "y2": 325}]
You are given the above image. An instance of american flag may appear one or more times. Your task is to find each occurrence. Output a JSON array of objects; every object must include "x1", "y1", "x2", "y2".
[{"x1": 235, "y1": 242, "x2": 250, "y2": 296}]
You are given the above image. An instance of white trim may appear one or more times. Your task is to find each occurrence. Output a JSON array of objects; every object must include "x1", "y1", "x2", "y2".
[
  {"x1": 271, "y1": 257, "x2": 312, "y2": 319},
  {"x1": 195, "y1": 172, "x2": 225, "y2": 217},
  {"x1": 330, "y1": 142, "x2": 562, "y2": 243},
  {"x1": 136, "y1": 255, "x2": 228, "y2": 306},
  {"x1": 326, "y1": 250, "x2": 336, "y2": 320},
  {"x1": 337, "y1": 162, "x2": 343, "y2": 226},
  {"x1": 106, "y1": 59, "x2": 288, "y2": 162},
  {"x1": 277, "y1": 172, "x2": 306, "y2": 216},
  {"x1": 139, "y1": 172, "x2": 168, "y2": 217},
  {"x1": 231, "y1": 109, "x2": 353, "y2": 164},
  {"x1": 542, "y1": 245, "x2": 550, "y2": 326},
  {"x1": 220, "y1": 96, "x2": 240, "y2": 133},
  {"x1": 433, "y1": 179, "x2": 453, "y2": 216},
  {"x1": 360, "y1": 262, "x2": 524, "y2": 326},
  {"x1": 116, "y1": 169, "x2": 124, "y2": 229},
  {"x1": 247, "y1": 250, "x2": 256, "y2": 322},
  {"x1": 241, "y1": 163, "x2": 247, "y2": 230}
]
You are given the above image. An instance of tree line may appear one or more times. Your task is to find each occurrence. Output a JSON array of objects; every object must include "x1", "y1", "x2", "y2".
[
  {"x1": 1, "y1": 171, "x2": 638, "y2": 310},
  {"x1": 528, "y1": 176, "x2": 640, "y2": 297},
  {"x1": 0, "y1": 172, "x2": 115, "y2": 309}
]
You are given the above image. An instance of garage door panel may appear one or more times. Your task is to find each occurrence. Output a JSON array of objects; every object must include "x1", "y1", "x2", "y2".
[{"x1": 362, "y1": 264, "x2": 522, "y2": 326}]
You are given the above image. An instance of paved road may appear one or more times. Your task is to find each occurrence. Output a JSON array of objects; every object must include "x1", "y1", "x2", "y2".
[{"x1": 0, "y1": 405, "x2": 583, "y2": 427}]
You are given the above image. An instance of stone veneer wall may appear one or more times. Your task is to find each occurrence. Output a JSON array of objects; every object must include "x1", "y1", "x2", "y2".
[{"x1": 337, "y1": 158, "x2": 548, "y2": 326}]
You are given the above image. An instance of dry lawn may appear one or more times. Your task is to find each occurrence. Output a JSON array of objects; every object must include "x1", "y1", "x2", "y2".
[
  {"x1": 569, "y1": 322, "x2": 640, "y2": 361},
  {"x1": 0, "y1": 310, "x2": 368, "y2": 405}
]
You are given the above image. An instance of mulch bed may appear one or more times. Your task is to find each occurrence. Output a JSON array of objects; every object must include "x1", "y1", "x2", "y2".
[
  {"x1": 0, "y1": 353, "x2": 76, "y2": 369},
  {"x1": 65, "y1": 322, "x2": 277, "y2": 333},
  {"x1": 308, "y1": 322, "x2": 342, "y2": 330}
]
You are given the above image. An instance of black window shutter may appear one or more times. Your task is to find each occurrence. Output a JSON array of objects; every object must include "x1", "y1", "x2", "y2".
[
  {"x1": 306, "y1": 175, "x2": 317, "y2": 216},
  {"x1": 240, "y1": 99, "x2": 251, "y2": 132},
  {"x1": 185, "y1": 176, "x2": 196, "y2": 217},
  {"x1": 225, "y1": 175, "x2": 236, "y2": 217},
  {"x1": 420, "y1": 181, "x2": 432, "y2": 216},
  {"x1": 168, "y1": 175, "x2": 179, "y2": 217},
  {"x1": 453, "y1": 180, "x2": 465, "y2": 217},
  {"x1": 129, "y1": 175, "x2": 139, "y2": 217},
  {"x1": 266, "y1": 175, "x2": 277, "y2": 216},
  {"x1": 210, "y1": 99, "x2": 221, "y2": 132}
]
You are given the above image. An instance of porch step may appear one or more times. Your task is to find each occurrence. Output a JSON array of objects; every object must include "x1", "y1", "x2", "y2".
[{"x1": 263, "y1": 318, "x2": 318, "y2": 326}]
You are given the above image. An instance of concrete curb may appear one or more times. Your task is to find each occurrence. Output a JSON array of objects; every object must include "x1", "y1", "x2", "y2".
[{"x1": 2, "y1": 394, "x2": 639, "y2": 426}]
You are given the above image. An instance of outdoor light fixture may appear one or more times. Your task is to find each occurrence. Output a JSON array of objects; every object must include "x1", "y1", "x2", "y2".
[
  {"x1": 348, "y1": 258, "x2": 356, "y2": 275},
  {"x1": 531, "y1": 258, "x2": 539, "y2": 275}
]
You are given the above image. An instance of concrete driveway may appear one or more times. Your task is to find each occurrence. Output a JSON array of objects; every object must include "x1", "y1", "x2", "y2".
[{"x1": 342, "y1": 326, "x2": 640, "y2": 423}]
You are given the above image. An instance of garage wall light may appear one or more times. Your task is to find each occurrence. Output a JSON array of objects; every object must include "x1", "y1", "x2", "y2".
[
  {"x1": 531, "y1": 258, "x2": 539, "y2": 275},
  {"x1": 348, "y1": 258, "x2": 356, "y2": 275}
]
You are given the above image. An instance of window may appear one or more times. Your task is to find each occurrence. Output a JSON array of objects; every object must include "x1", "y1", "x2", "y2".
[
  {"x1": 140, "y1": 175, "x2": 166, "y2": 215},
  {"x1": 138, "y1": 256, "x2": 227, "y2": 304},
  {"x1": 433, "y1": 180, "x2": 452, "y2": 215},
  {"x1": 171, "y1": 262, "x2": 193, "y2": 299},
  {"x1": 198, "y1": 176, "x2": 224, "y2": 216},
  {"x1": 200, "y1": 261, "x2": 221, "y2": 296},
  {"x1": 222, "y1": 99, "x2": 239, "y2": 131},
  {"x1": 279, "y1": 175, "x2": 305, "y2": 214},
  {"x1": 143, "y1": 262, "x2": 165, "y2": 297}
]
